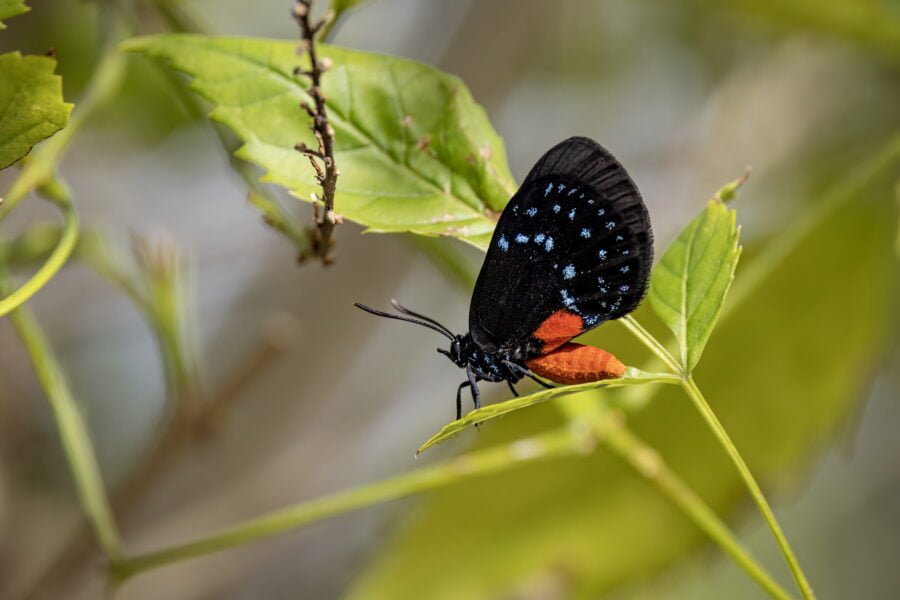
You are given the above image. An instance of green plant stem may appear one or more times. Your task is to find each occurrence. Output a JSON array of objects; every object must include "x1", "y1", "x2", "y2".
[
  {"x1": 0, "y1": 197, "x2": 78, "y2": 316},
  {"x1": 619, "y1": 314, "x2": 681, "y2": 372},
  {"x1": 619, "y1": 315, "x2": 814, "y2": 598},
  {"x1": 589, "y1": 410, "x2": 794, "y2": 600},
  {"x1": 0, "y1": 272, "x2": 122, "y2": 559},
  {"x1": 108, "y1": 428, "x2": 586, "y2": 584},
  {"x1": 680, "y1": 376, "x2": 814, "y2": 599}
]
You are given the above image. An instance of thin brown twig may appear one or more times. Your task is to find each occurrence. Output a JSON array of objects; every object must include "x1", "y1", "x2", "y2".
[{"x1": 292, "y1": 0, "x2": 340, "y2": 265}]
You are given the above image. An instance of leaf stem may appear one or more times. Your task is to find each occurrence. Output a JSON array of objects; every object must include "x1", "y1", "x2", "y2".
[
  {"x1": 681, "y1": 376, "x2": 815, "y2": 599},
  {"x1": 108, "y1": 429, "x2": 585, "y2": 584},
  {"x1": 592, "y1": 411, "x2": 795, "y2": 600},
  {"x1": 619, "y1": 314, "x2": 681, "y2": 373},
  {"x1": 0, "y1": 271, "x2": 122, "y2": 559}
]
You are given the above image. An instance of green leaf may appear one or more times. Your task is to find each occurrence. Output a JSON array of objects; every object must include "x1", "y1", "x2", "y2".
[
  {"x1": 348, "y1": 140, "x2": 900, "y2": 600},
  {"x1": 0, "y1": 0, "x2": 29, "y2": 29},
  {"x1": 648, "y1": 198, "x2": 741, "y2": 373},
  {"x1": 417, "y1": 369, "x2": 681, "y2": 454},
  {"x1": 0, "y1": 52, "x2": 73, "y2": 170},
  {"x1": 122, "y1": 35, "x2": 516, "y2": 249}
]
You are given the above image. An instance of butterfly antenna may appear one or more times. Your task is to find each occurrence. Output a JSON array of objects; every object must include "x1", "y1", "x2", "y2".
[
  {"x1": 354, "y1": 303, "x2": 455, "y2": 341},
  {"x1": 390, "y1": 299, "x2": 455, "y2": 338}
]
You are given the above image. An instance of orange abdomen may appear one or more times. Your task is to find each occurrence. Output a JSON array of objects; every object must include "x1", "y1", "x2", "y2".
[{"x1": 525, "y1": 342, "x2": 625, "y2": 384}]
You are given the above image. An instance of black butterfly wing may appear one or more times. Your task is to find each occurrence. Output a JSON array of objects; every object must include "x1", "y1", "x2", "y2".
[{"x1": 468, "y1": 136, "x2": 653, "y2": 358}]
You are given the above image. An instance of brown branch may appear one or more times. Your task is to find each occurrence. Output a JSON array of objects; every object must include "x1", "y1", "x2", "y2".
[{"x1": 292, "y1": 0, "x2": 340, "y2": 265}]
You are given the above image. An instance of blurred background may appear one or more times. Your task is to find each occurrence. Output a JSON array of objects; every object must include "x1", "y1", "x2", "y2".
[{"x1": 1, "y1": 0, "x2": 898, "y2": 598}]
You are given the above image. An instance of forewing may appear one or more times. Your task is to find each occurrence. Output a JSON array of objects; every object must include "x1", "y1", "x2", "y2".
[{"x1": 469, "y1": 137, "x2": 653, "y2": 356}]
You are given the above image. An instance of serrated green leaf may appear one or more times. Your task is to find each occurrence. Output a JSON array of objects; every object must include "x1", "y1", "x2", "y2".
[
  {"x1": 348, "y1": 141, "x2": 900, "y2": 600},
  {"x1": 123, "y1": 35, "x2": 516, "y2": 249},
  {"x1": 0, "y1": 52, "x2": 72, "y2": 170},
  {"x1": 417, "y1": 369, "x2": 681, "y2": 454},
  {"x1": 649, "y1": 199, "x2": 741, "y2": 373},
  {"x1": 0, "y1": 0, "x2": 29, "y2": 29}
]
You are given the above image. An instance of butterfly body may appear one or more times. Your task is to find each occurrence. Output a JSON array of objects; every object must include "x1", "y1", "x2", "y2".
[{"x1": 356, "y1": 136, "x2": 652, "y2": 420}]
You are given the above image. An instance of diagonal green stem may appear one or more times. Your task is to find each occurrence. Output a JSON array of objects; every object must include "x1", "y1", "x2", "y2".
[
  {"x1": 590, "y1": 410, "x2": 795, "y2": 600},
  {"x1": 620, "y1": 314, "x2": 814, "y2": 598},
  {"x1": 0, "y1": 271, "x2": 122, "y2": 559},
  {"x1": 681, "y1": 376, "x2": 815, "y2": 599},
  {"x1": 108, "y1": 429, "x2": 586, "y2": 585},
  {"x1": 619, "y1": 314, "x2": 681, "y2": 373}
]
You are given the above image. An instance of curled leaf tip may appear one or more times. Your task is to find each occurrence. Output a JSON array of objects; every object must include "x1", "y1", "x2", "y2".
[{"x1": 716, "y1": 166, "x2": 752, "y2": 204}]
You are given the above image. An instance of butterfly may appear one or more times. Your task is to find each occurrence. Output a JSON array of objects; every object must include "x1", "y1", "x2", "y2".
[{"x1": 356, "y1": 136, "x2": 653, "y2": 420}]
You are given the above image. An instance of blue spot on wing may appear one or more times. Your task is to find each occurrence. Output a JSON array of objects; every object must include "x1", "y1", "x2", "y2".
[
  {"x1": 515, "y1": 233, "x2": 530, "y2": 244},
  {"x1": 498, "y1": 235, "x2": 509, "y2": 251},
  {"x1": 563, "y1": 264, "x2": 576, "y2": 279}
]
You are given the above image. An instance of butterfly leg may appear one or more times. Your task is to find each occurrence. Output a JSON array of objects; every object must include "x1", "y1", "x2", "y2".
[
  {"x1": 455, "y1": 380, "x2": 471, "y2": 421},
  {"x1": 502, "y1": 360, "x2": 555, "y2": 389},
  {"x1": 466, "y1": 364, "x2": 481, "y2": 410},
  {"x1": 507, "y1": 380, "x2": 519, "y2": 397}
]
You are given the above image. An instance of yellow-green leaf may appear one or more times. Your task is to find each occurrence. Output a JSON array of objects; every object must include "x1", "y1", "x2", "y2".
[
  {"x1": 649, "y1": 199, "x2": 741, "y2": 373},
  {"x1": 0, "y1": 52, "x2": 72, "y2": 169},
  {"x1": 417, "y1": 369, "x2": 681, "y2": 454},
  {"x1": 0, "y1": 0, "x2": 28, "y2": 29}
]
